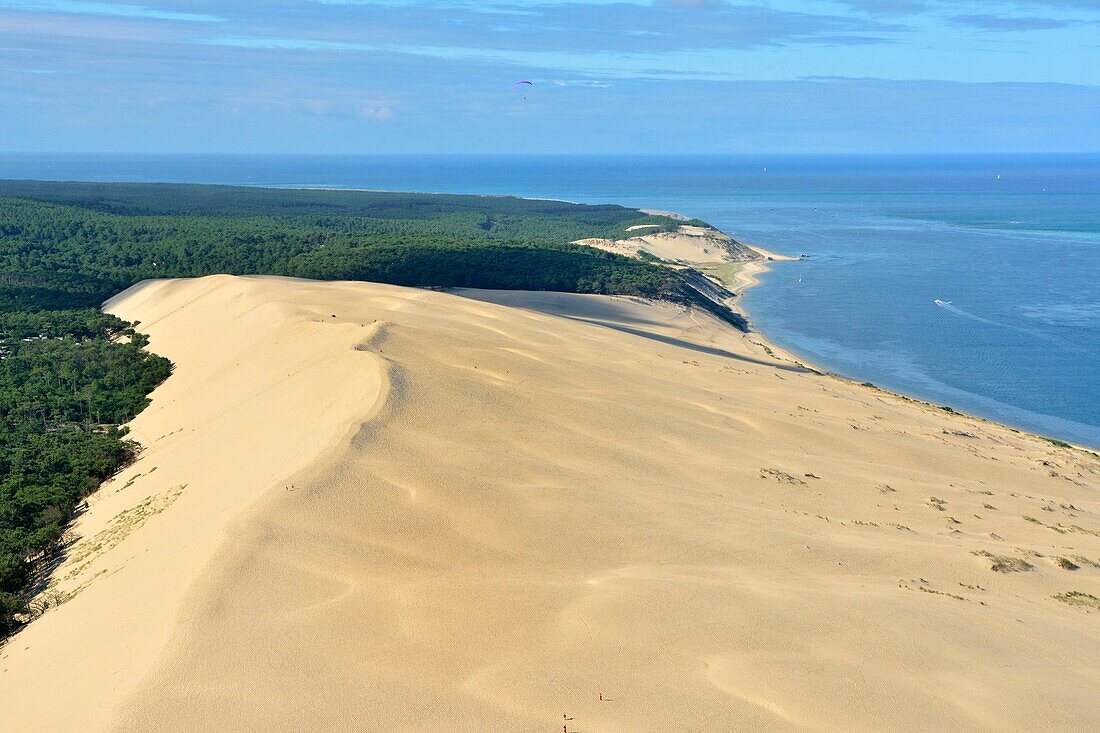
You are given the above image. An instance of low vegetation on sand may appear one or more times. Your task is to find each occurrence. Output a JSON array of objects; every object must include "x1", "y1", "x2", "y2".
[
  {"x1": 972, "y1": 550, "x2": 1034, "y2": 573},
  {"x1": 1052, "y1": 591, "x2": 1100, "y2": 610},
  {"x1": 0, "y1": 181, "x2": 726, "y2": 636},
  {"x1": 0, "y1": 317, "x2": 170, "y2": 634}
]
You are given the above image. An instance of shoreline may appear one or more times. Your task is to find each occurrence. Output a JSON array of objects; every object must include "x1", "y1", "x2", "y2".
[
  {"x1": 234, "y1": 183, "x2": 1100, "y2": 455},
  {"x1": 11, "y1": 171, "x2": 1093, "y2": 453},
  {"x1": 2, "y1": 182, "x2": 1097, "y2": 730},
  {"x1": 718, "y1": 232, "x2": 1099, "y2": 454},
  {"x1": 727, "y1": 242, "x2": 797, "y2": 311},
  {"x1": 5, "y1": 274, "x2": 1098, "y2": 731}
]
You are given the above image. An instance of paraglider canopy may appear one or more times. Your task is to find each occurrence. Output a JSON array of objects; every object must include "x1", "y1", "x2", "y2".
[{"x1": 513, "y1": 80, "x2": 533, "y2": 102}]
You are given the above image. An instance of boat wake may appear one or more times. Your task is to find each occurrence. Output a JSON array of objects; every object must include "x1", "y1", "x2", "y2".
[
  {"x1": 934, "y1": 299, "x2": 998, "y2": 325},
  {"x1": 934, "y1": 299, "x2": 1073, "y2": 348}
]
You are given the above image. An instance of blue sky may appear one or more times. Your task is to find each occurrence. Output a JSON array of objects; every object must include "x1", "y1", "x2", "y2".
[{"x1": 1, "y1": 0, "x2": 1098, "y2": 152}]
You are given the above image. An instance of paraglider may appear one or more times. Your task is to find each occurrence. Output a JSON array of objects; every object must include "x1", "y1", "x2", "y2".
[{"x1": 513, "y1": 80, "x2": 533, "y2": 101}]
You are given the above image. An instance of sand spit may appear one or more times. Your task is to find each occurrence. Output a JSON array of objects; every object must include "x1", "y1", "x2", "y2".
[{"x1": 2, "y1": 275, "x2": 1099, "y2": 732}]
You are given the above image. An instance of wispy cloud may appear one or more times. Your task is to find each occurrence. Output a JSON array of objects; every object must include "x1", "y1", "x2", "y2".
[
  {"x1": 1, "y1": 0, "x2": 1098, "y2": 153},
  {"x1": 838, "y1": 0, "x2": 929, "y2": 13},
  {"x1": 5, "y1": 1, "x2": 222, "y2": 22},
  {"x1": 951, "y1": 13, "x2": 1079, "y2": 30},
  {"x1": 212, "y1": 2, "x2": 905, "y2": 53},
  {"x1": 842, "y1": 0, "x2": 1100, "y2": 20},
  {"x1": 201, "y1": 37, "x2": 374, "y2": 51},
  {"x1": 554, "y1": 79, "x2": 612, "y2": 88}
]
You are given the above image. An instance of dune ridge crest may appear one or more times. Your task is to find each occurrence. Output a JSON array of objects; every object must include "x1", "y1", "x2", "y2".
[
  {"x1": 1, "y1": 275, "x2": 1098, "y2": 732},
  {"x1": 1, "y1": 275, "x2": 390, "y2": 731}
]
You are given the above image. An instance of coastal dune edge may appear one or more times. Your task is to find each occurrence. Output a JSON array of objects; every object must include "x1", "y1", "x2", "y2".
[{"x1": 3, "y1": 274, "x2": 1099, "y2": 731}]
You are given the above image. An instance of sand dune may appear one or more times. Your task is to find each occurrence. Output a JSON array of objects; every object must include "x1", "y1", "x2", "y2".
[
  {"x1": 2, "y1": 275, "x2": 1099, "y2": 732},
  {"x1": 576, "y1": 225, "x2": 759, "y2": 265}
]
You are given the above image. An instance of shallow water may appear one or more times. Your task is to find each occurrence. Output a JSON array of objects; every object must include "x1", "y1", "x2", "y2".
[{"x1": 3, "y1": 153, "x2": 1098, "y2": 446}]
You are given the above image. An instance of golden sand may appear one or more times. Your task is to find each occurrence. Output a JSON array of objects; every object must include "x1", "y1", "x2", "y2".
[{"x1": 2, "y1": 275, "x2": 1098, "y2": 731}]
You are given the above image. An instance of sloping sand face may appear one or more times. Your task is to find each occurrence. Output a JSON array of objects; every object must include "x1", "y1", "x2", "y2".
[
  {"x1": 576, "y1": 225, "x2": 759, "y2": 265},
  {"x1": 3, "y1": 276, "x2": 1099, "y2": 732}
]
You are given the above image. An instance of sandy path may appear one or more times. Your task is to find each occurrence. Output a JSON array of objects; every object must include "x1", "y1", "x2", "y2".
[{"x1": 2, "y1": 276, "x2": 1099, "y2": 732}]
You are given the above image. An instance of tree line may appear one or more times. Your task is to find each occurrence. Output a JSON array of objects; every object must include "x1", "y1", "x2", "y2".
[{"x1": 0, "y1": 181, "x2": 698, "y2": 635}]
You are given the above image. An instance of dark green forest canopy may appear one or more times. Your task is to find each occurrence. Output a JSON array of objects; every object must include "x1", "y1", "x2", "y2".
[
  {"x1": 0, "y1": 180, "x2": 707, "y2": 636},
  {"x1": 0, "y1": 180, "x2": 688, "y2": 308},
  {"x1": 0, "y1": 179, "x2": 663, "y2": 222}
]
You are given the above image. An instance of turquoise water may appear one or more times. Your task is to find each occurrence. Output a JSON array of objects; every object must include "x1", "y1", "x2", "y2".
[{"x1": 2, "y1": 153, "x2": 1098, "y2": 446}]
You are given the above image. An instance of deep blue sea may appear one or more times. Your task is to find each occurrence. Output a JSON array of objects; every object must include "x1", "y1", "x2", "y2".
[{"x1": 2, "y1": 153, "x2": 1099, "y2": 447}]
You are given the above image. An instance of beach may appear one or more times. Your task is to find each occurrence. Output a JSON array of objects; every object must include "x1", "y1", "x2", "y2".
[{"x1": 1, "y1": 271, "x2": 1098, "y2": 731}]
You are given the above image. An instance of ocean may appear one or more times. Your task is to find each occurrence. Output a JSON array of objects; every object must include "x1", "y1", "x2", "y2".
[{"x1": 2, "y1": 153, "x2": 1098, "y2": 447}]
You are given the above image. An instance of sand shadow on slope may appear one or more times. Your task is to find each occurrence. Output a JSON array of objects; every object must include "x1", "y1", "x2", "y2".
[
  {"x1": 560, "y1": 316, "x2": 815, "y2": 374},
  {"x1": 453, "y1": 289, "x2": 814, "y2": 375}
]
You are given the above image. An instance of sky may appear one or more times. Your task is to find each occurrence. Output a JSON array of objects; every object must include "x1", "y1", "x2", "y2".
[{"x1": 1, "y1": 0, "x2": 1099, "y2": 153}]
